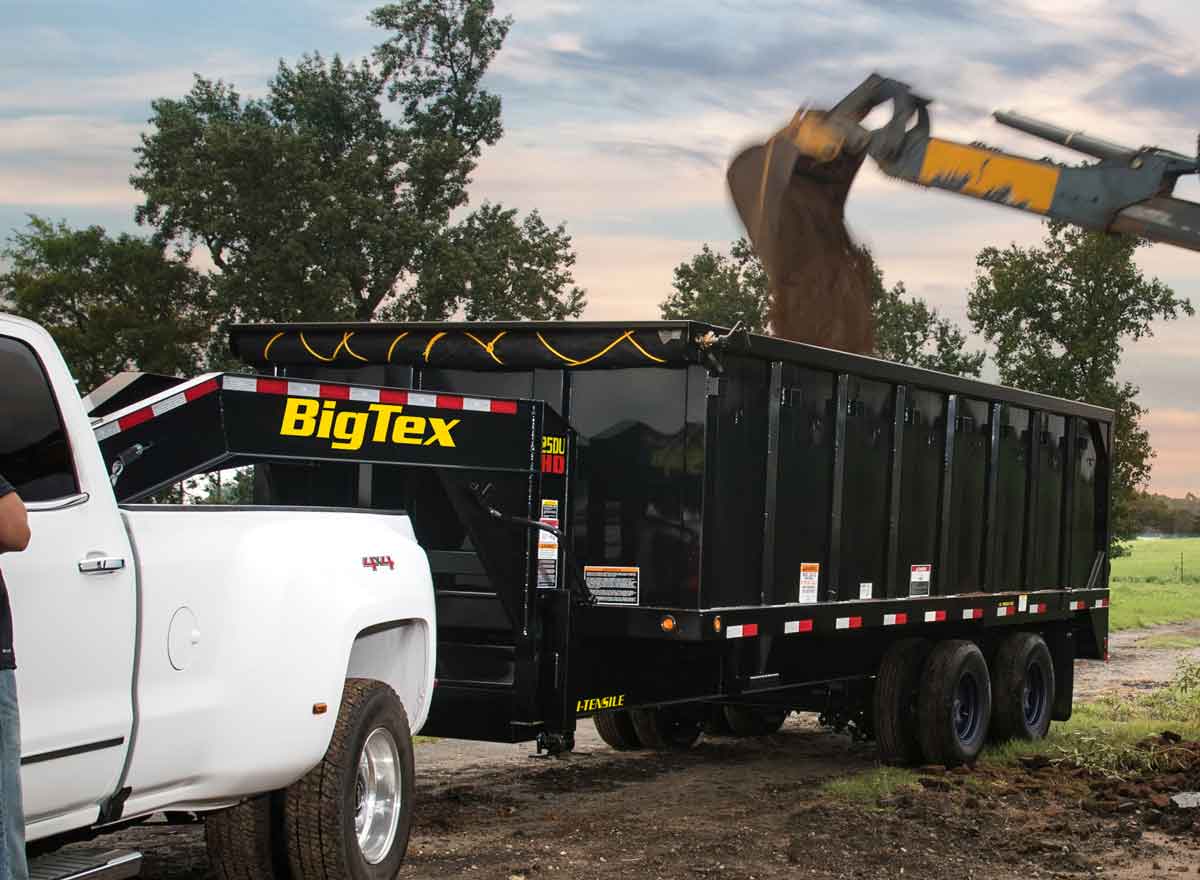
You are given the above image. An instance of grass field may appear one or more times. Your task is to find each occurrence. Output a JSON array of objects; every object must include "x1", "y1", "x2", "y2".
[{"x1": 1107, "y1": 537, "x2": 1200, "y2": 631}]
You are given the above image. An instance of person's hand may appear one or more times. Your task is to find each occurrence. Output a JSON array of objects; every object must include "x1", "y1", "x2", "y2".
[{"x1": 0, "y1": 492, "x2": 30, "y2": 554}]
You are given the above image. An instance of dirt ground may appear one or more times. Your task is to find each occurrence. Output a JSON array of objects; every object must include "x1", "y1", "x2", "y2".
[{"x1": 58, "y1": 623, "x2": 1200, "y2": 880}]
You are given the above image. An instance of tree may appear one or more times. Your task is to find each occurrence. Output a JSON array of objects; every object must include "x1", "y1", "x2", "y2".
[
  {"x1": 0, "y1": 216, "x2": 213, "y2": 391},
  {"x1": 397, "y1": 203, "x2": 584, "y2": 320},
  {"x1": 868, "y1": 261, "x2": 984, "y2": 378},
  {"x1": 660, "y1": 239, "x2": 982, "y2": 377},
  {"x1": 660, "y1": 238, "x2": 769, "y2": 331},
  {"x1": 968, "y1": 220, "x2": 1193, "y2": 545},
  {"x1": 131, "y1": 1, "x2": 583, "y2": 327}
]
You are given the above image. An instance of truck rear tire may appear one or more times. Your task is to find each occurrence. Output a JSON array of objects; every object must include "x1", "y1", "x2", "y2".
[
  {"x1": 917, "y1": 640, "x2": 992, "y2": 767},
  {"x1": 990, "y1": 632, "x2": 1055, "y2": 742},
  {"x1": 285, "y1": 678, "x2": 415, "y2": 880},
  {"x1": 722, "y1": 705, "x2": 788, "y2": 737},
  {"x1": 206, "y1": 793, "x2": 286, "y2": 880},
  {"x1": 593, "y1": 710, "x2": 642, "y2": 750},
  {"x1": 873, "y1": 638, "x2": 930, "y2": 766},
  {"x1": 629, "y1": 707, "x2": 702, "y2": 750}
]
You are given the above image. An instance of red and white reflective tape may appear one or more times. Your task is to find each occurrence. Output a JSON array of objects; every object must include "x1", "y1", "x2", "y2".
[
  {"x1": 221, "y1": 375, "x2": 518, "y2": 414},
  {"x1": 784, "y1": 619, "x2": 814, "y2": 635},
  {"x1": 835, "y1": 616, "x2": 863, "y2": 630},
  {"x1": 996, "y1": 605, "x2": 1016, "y2": 617},
  {"x1": 883, "y1": 613, "x2": 908, "y2": 626},
  {"x1": 726, "y1": 623, "x2": 759, "y2": 639},
  {"x1": 1028, "y1": 602, "x2": 1047, "y2": 615},
  {"x1": 924, "y1": 609, "x2": 947, "y2": 623},
  {"x1": 1094, "y1": 598, "x2": 1109, "y2": 609},
  {"x1": 962, "y1": 608, "x2": 983, "y2": 620},
  {"x1": 95, "y1": 376, "x2": 220, "y2": 442},
  {"x1": 1069, "y1": 599, "x2": 1087, "y2": 611}
]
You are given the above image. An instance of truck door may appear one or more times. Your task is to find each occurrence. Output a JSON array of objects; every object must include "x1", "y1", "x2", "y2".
[{"x1": 0, "y1": 330, "x2": 136, "y2": 834}]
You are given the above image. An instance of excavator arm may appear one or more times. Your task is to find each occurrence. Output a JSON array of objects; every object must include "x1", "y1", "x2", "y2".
[{"x1": 727, "y1": 73, "x2": 1200, "y2": 352}]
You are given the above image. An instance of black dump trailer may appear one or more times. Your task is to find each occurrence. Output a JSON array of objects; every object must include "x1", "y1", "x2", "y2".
[{"x1": 99, "y1": 320, "x2": 1111, "y2": 766}]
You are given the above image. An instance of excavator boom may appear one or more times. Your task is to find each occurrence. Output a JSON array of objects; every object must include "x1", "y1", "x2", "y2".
[{"x1": 728, "y1": 74, "x2": 1200, "y2": 350}]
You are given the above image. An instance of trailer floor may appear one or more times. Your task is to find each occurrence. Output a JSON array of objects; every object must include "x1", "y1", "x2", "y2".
[{"x1": 60, "y1": 624, "x2": 1200, "y2": 880}]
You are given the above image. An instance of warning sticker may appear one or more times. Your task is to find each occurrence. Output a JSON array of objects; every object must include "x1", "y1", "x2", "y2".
[
  {"x1": 798, "y1": 562, "x2": 820, "y2": 604},
  {"x1": 537, "y1": 500, "x2": 560, "y2": 590},
  {"x1": 859, "y1": 582, "x2": 874, "y2": 600},
  {"x1": 585, "y1": 566, "x2": 640, "y2": 605},
  {"x1": 909, "y1": 564, "x2": 932, "y2": 598}
]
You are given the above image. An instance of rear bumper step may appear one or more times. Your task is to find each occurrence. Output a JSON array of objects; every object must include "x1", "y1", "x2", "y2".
[{"x1": 29, "y1": 849, "x2": 141, "y2": 880}]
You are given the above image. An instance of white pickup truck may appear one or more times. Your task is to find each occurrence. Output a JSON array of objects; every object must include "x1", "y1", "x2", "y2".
[{"x1": 1, "y1": 314, "x2": 437, "y2": 880}]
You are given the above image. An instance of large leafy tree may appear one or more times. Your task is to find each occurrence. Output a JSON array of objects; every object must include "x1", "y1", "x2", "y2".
[
  {"x1": 0, "y1": 216, "x2": 213, "y2": 391},
  {"x1": 132, "y1": 0, "x2": 584, "y2": 327},
  {"x1": 968, "y1": 220, "x2": 1193, "y2": 545},
  {"x1": 661, "y1": 238, "x2": 982, "y2": 376},
  {"x1": 660, "y1": 237, "x2": 770, "y2": 332}
]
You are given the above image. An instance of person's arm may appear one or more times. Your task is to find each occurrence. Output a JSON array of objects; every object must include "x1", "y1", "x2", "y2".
[{"x1": 0, "y1": 478, "x2": 30, "y2": 554}]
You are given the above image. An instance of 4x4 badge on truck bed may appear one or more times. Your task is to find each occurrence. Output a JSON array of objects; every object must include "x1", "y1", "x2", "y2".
[{"x1": 362, "y1": 556, "x2": 395, "y2": 571}]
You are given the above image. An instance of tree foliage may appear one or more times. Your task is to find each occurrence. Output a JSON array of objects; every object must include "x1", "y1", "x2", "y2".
[
  {"x1": 659, "y1": 237, "x2": 769, "y2": 332},
  {"x1": 968, "y1": 221, "x2": 1193, "y2": 544},
  {"x1": 0, "y1": 216, "x2": 213, "y2": 391},
  {"x1": 660, "y1": 238, "x2": 981, "y2": 376},
  {"x1": 131, "y1": 0, "x2": 583, "y2": 328}
]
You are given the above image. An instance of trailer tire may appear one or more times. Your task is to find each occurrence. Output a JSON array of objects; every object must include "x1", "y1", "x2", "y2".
[
  {"x1": 917, "y1": 640, "x2": 992, "y2": 767},
  {"x1": 285, "y1": 678, "x2": 415, "y2": 880},
  {"x1": 990, "y1": 633, "x2": 1055, "y2": 742},
  {"x1": 873, "y1": 638, "x2": 931, "y2": 766},
  {"x1": 702, "y1": 704, "x2": 735, "y2": 737},
  {"x1": 206, "y1": 793, "x2": 287, "y2": 880},
  {"x1": 593, "y1": 710, "x2": 642, "y2": 750},
  {"x1": 629, "y1": 707, "x2": 703, "y2": 750},
  {"x1": 722, "y1": 705, "x2": 788, "y2": 737}
]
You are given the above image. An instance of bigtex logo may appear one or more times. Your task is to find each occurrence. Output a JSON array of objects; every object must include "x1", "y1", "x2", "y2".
[{"x1": 280, "y1": 398, "x2": 460, "y2": 451}]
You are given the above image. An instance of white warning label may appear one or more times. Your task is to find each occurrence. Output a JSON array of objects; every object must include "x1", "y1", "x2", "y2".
[
  {"x1": 909, "y1": 564, "x2": 932, "y2": 598},
  {"x1": 798, "y1": 562, "x2": 820, "y2": 604},
  {"x1": 859, "y1": 582, "x2": 874, "y2": 600},
  {"x1": 537, "y1": 500, "x2": 559, "y2": 589},
  {"x1": 585, "y1": 566, "x2": 640, "y2": 605}
]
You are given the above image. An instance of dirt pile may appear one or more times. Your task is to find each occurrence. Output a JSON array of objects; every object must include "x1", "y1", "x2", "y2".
[{"x1": 727, "y1": 117, "x2": 876, "y2": 354}]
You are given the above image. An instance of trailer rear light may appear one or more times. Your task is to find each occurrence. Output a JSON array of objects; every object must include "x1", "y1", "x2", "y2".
[{"x1": 660, "y1": 615, "x2": 677, "y2": 633}]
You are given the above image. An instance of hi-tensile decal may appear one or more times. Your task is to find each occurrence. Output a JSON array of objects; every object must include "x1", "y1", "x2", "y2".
[{"x1": 279, "y1": 398, "x2": 460, "y2": 451}]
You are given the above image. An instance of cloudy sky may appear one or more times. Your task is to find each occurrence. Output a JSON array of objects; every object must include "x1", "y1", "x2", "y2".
[{"x1": 4, "y1": 0, "x2": 1200, "y2": 494}]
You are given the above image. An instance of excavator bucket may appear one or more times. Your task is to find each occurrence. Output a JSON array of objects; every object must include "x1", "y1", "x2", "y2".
[{"x1": 727, "y1": 109, "x2": 877, "y2": 354}]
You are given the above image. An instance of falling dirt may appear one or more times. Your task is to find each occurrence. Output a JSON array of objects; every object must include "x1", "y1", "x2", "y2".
[{"x1": 727, "y1": 116, "x2": 876, "y2": 354}]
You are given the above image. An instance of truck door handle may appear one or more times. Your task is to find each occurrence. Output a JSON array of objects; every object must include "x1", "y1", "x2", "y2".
[{"x1": 78, "y1": 556, "x2": 126, "y2": 574}]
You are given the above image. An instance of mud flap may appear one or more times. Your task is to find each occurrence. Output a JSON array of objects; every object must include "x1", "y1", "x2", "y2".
[{"x1": 1047, "y1": 628, "x2": 1075, "y2": 722}]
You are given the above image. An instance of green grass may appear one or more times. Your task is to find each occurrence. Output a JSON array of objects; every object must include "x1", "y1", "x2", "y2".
[
  {"x1": 1107, "y1": 537, "x2": 1200, "y2": 630},
  {"x1": 984, "y1": 659, "x2": 1200, "y2": 779},
  {"x1": 821, "y1": 766, "x2": 920, "y2": 802},
  {"x1": 1136, "y1": 634, "x2": 1200, "y2": 650}
]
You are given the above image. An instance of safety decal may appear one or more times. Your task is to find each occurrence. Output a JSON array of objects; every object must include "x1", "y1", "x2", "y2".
[
  {"x1": 537, "y1": 500, "x2": 560, "y2": 590},
  {"x1": 798, "y1": 562, "x2": 820, "y2": 604},
  {"x1": 859, "y1": 581, "x2": 874, "y2": 600},
  {"x1": 909, "y1": 564, "x2": 932, "y2": 598},
  {"x1": 585, "y1": 566, "x2": 640, "y2": 606}
]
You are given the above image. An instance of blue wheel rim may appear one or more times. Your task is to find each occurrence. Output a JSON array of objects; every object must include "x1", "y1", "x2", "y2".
[
  {"x1": 1022, "y1": 662, "x2": 1047, "y2": 728},
  {"x1": 953, "y1": 672, "x2": 981, "y2": 744}
]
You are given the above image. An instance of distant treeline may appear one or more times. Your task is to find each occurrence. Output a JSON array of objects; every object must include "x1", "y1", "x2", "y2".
[{"x1": 1128, "y1": 492, "x2": 1200, "y2": 537}]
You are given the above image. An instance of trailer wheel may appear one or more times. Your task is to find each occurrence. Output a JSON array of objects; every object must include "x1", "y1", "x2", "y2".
[
  {"x1": 873, "y1": 638, "x2": 931, "y2": 766},
  {"x1": 990, "y1": 633, "x2": 1055, "y2": 742},
  {"x1": 593, "y1": 710, "x2": 642, "y2": 750},
  {"x1": 702, "y1": 704, "x2": 735, "y2": 737},
  {"x1": 917, "y1": 640, "x2": 992, "y2": 767},
  {"x1": 285, "y1": 678, "x2": 415, "y2": 880},
  {"x1": 722, "y1": 705, "x2": 789, "y2": 737},
  {"x1": 629, "y1": 707, "x2": 703, "y2": 750},
  {"x1": 206, "y1": 793, "x2": 287, "y2": 880}
]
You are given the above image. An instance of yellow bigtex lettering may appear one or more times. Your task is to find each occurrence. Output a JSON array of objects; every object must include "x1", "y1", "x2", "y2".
[{"x1": 279, "y1": 397, "x2": 460, "y2": 451}]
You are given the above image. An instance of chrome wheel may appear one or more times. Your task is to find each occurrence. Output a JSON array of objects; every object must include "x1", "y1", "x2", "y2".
[{"x1": 355, "y1": 727, "x2": 402, "y2": 864}]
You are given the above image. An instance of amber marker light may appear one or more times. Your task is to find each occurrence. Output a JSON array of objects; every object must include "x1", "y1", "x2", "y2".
[
  {"x1": 312, "y1": 703, "x2": 328, "y2": 715},
  {"x1": 712, "y1": 615, "x2": 722, "y2": 634},
  {"x1": 660, "y1": 615, "x2": 677, "y2": 633}
]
